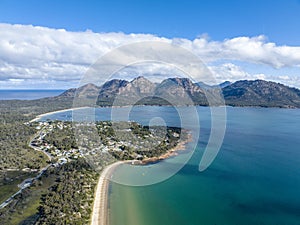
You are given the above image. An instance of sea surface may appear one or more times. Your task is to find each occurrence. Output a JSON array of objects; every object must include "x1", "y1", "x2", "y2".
[
  {"x1": 0, "y1": 90, "x2": 65, "y2": 100},
  {"x1": 38, "y1": 106, "x2": 300, "y2": 225}
]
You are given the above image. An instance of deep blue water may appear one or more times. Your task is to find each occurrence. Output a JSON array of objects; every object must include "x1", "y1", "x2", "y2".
[
  {"x1": 38, "y1": 106, "x2": 300, "y2": 225},
  {"x1": 0, "y1": 90, "x2": 65, "y2": 100}
]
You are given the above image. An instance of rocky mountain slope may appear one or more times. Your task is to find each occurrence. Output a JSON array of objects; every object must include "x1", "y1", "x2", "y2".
[{"x1": 58, "y1": 77, "x2": 300, "y2": 108}]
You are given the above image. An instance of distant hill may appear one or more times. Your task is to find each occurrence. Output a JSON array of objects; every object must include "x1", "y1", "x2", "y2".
[
  {"x1": 195, "y1": 81, "x2": 231, "y2": 89},
  {"x1": 219, "y1": 81, "x2": 232, "y2": 88},
  {"x1": 223, "y1": 80, "x2": 300, "y2": 108},
  {"x1": 57, "y1": 77, "x2": 300, "y2": 108}
]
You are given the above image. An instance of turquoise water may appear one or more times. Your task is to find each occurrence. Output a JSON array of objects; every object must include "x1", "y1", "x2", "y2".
[
  {"x1": 39, "y1": 106, "x2": 300, "y2": 225},
  {"x1": 109, "y1": 107, "x2": 300, "y2": 225}
]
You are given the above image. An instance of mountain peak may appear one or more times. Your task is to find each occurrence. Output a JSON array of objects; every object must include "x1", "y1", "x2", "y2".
[
  {"x1": 81, "y1": 83, "x2": 99, "y2": 88},
  {"x1": 219, "y1": 81, "x2": 231, "y2": 88},
  {"x1": 131, "y1": 76, "x2": 152, "y2": 84},
  {"x1": 133, "y1": 75, "x2": 146, "y2": 80},
  {"x1": 223, "y1": 79, "x2": 300, "y2": 108},
  {"x1": 120, "y1": 76, "x2": 156, "y2": 95},
  {"x1": 58, "y1": 77, "x2": 300, "y2": 108},
  {"x1": 162, "y1": 77, "x2": 195, "y2": 89},
  {"x1": 101, "y1": 79, "x2": 128, "y2": 89}
]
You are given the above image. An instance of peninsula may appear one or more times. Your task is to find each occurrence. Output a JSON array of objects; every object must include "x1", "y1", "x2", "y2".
[{"x1": 0, "y1": 109, "x2": 191, "y2": 224}]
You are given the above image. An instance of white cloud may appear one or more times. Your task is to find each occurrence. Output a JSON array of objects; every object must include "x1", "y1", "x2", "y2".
[
  {"x1": 209, "y1": 63, "x2": 250, "y2": 81},
  {"x1": 209, "y1": 62, "x2": 300, "y2": 88},
  {"x1": 208, "y1": 63, "x2": 267, "y2": 83},
  {"x1": 270, "y1": 74, "x2": 300, "y2": 87},
  {"x1": 0, "y1": 23, "x2": 300, "y2": 88},
  {"x1": 170, "y1": 35, "x2": 300, "y2": 68}
]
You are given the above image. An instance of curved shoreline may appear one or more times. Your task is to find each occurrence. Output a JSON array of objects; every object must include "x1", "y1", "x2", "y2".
[
  {"x1": 29, "y1": 106, "x2": 90, "y2": 123},
  {"x1": 91, "y1": 161, "x2": 128, "y2": 225},
  {"x1": 139, "y1": 131, "x2": 192, "y2": 165},
  {"x1": 29, "y1": 108, "x2": 192, "y2": 225},
  {"x1": 90, "y1": 134, "x2": 192, "y2": 225}
]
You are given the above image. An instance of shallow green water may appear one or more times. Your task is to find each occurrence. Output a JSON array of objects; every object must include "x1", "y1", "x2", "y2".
[{"x1": 109, "y1": 107, "x2": 300, "y2": 225}]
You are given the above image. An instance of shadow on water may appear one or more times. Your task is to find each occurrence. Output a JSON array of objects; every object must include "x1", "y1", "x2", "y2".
[{"x1": 234, "y1": 198, "x2": 300, "y2": 217}]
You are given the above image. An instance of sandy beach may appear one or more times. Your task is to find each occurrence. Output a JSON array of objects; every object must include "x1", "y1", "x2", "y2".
[
  {"x1": 91, "y1": 161, "x2": 127, "y2": 225},
  {"x1": 30, "y1": 107, "x2": 192, "y2": 225},
  {"x1": 90, "y1": 134, "x2": 192, "y2": 225},
  {"x1": 29, "y1": 106, "x2": 91, "y2": 123}
]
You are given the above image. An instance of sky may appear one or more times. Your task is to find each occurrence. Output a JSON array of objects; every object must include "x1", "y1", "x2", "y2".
[{"x1": 0, "y1": 0, "x2": 300, "y2": 89}]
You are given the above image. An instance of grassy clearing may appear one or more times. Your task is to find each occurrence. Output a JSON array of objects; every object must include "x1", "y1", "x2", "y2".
[
  {"x1": 0, "y1": 171, "x2": 38, "y2": 203},
  {"x1": 0, "y1": 184, "x2": 19, "y2": 203},
  {"x1": 0, "y1": 172, "x2": 57, "y2": 225}
]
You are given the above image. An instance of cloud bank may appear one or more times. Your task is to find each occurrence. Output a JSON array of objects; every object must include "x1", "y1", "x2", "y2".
[{"x1": 0, "y1": 23, "x2": 300, "y2": 88}]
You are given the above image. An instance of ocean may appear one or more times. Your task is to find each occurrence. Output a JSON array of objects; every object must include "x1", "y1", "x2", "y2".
[
  {"x1": 0, "y1": 90, "x2": 65, "y2": 100},
  {"x1": 37, "y1": 106, "x2": 300, "y2": 225}
]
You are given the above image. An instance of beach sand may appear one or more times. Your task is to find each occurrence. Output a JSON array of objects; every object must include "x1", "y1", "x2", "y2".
[
  {"x1": 30, "y1": 107, "x2": 192, "y2": 225},
  {"x1": 90, "y1": 133, "x2": 192, "y2": 225},
  {"x1": 29, "y1": 106, "x2": 90, "y2": 122},
  {"x1": 91, "y1": 161, "x2": 126, "y2": 225}
]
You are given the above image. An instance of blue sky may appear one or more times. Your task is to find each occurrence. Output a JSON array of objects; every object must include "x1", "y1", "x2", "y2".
[
  {"x1": 0, "y1": 0, "x2": 300, "y2": 89},
  {"x1": 1, "y1": 0, "x2": 300, "y2": 44}
]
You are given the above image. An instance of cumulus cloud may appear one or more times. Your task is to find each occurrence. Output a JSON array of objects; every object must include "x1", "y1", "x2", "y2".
[
  {"x1": 209, "y1": 62, "x2": 300, "y2": 88},
  {"x1": 208, "y1": 63, "x2": 270, "y2": 82},
  {"x1": 0, "y1": 23, "x2": 300, "y2": 88},
  {"x1": 209, "y1": 63, "x2": 250, "y2": 81}
]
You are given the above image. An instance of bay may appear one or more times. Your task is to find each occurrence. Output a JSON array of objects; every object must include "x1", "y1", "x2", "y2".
[{"x1": 38, "y1": 106, "x2": 300, "y2": 225}]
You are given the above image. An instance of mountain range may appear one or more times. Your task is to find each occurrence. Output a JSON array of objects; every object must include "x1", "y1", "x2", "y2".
[{"x1": 58, "y1": 76, "x2": 300, "y2": 108}]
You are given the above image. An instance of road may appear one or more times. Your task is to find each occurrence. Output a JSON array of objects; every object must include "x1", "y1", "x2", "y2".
[
  {"x1": 0, "y1": 127, "x2": 53, "y2": 209},
  {"x1": 28, "y1": 128, "x2": 52, "y2": 161}
]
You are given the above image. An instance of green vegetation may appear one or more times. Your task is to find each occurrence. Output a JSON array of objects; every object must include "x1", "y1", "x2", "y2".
[
  {"x1": 0, "y1": 101, "x2": 72, "y2": 224},
  {"x1": 0, "y1": 171, "x2": 38, "y2": 203},
  {"x1": 0, "y1": 97, "x2": 72, "y2": 171},
  {"x1": 0, "y1": 109, "x2": 185, "y2": 225},
  {"x1": 0, "y1": 90, "x2": 187, "y2": 225},
  {"x1": 0, "y1": 107, "x2": 49, "y2": 212},
  {"x1": 0, "y1": 170, "x2": 57, "y2": 225},
  {"x1": 0, "y1": 159, "x2": 98, "y2": 225},
  {"x1": 38, "y1": 120, "x2": 184, "y2": 162},
  {"x1": 0, "y1": 122, "x2": 47, "y2": 170},
  {"x1": 36, "y1": 159, "x2": 98, "y2": 225},
  {"x1": 43, "y1": 122, "x2": 78, "y2": 151}
]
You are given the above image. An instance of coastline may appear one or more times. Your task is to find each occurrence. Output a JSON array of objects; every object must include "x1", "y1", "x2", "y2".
[
  {"x1": 30, "y1": 107, "x2": 192, "y2": 225},
  {"x1": 138, "y1": 131, "x2": 192, "y2": 165},
  {"x1": 29, "y1": 106, "x2": 91, "y2": 123},
  {"x1": 29, "y1": 105, "x2": 170, "y2": 123},
  {"x1": 90, "y1": 133, "x2": 192, "y2": 225},
  {"x1": 91, "y1": 161, "x2": 128, "y2": 225}
]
